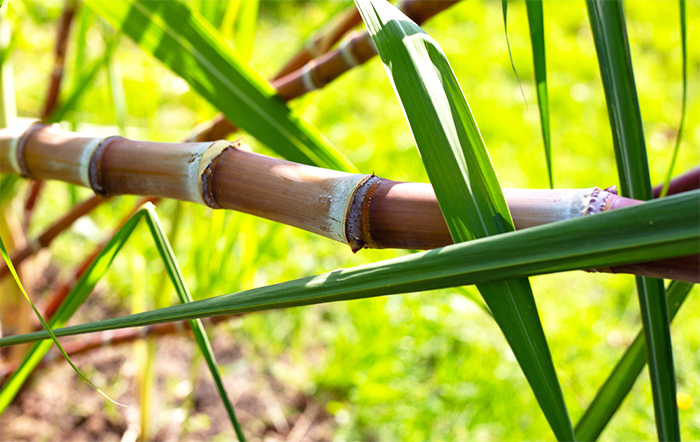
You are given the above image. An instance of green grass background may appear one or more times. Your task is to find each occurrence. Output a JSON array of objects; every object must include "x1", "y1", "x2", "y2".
[{"x1": 4, "y1": 0, "x2": 699, "y2": 440}]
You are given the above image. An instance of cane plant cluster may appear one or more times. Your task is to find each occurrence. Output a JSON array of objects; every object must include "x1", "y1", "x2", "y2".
[{"x1": 0, "y1": 0, "x2": 698, "y2": 441}]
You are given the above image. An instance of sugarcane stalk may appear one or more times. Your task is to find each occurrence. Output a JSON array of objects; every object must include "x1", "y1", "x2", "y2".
[
  {"x1": 188, "y1": 0, "x2": 461, "y2": 142},
  {"x1": 273, "y1": 2, "x2": 365, "y2": 80},
  {"x1": 42, "y1": 0, "x2": 78, "y2": 122},
  {"x1": 0, "y1": 124, "x2": 695, "y2": 282}
]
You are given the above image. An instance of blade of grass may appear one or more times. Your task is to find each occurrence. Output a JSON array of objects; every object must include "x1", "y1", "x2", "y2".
[
  {"x1": 575, "y1": 281, "x2": 695, "y2": 441},
  {"x1": 0, "y1": 174, "x2": 19, "y2": 205},
  {"x1": 85, "y1": 0, "x2": 356, "y2": 172},
  {"x1": 232, "y1": 0, "x2": 258, "y2": 62},
  {"x1": 502, "y1": 0, "x2": 527, "y2": 106},
  {"x1": 587, "y1": 1, "x2": 679, "y2": 439},
  {"x1": 355, "y1": 0, "x2": 573, "y2": 438},
  {"x1": 0, "y1": 234, "x2": 125, "y2": 410},
  {"x1": 7, "y1": 169, "x2": 697, "y2": 397},
  {"x1": 660, "y1": 0, "x2": 688, "y2": 198},
  {"x1": 108, "y1": 58, "x2": 127, "y2": 136},
  {"x1": 143, "y1": 205, "x2": 246, "y2": 441},
  {"x1": 0, "y1": 203, "x2": 148, "y2": 413},
  {"x1": 50, "y1": 38, "x2": 118, "y2": 123},
  {"x1": 129, "y1": 254, "x2": 155, "y2": 442},
  {"x1": 525, "y1": 0, "x2": 552, "y2": 188}
]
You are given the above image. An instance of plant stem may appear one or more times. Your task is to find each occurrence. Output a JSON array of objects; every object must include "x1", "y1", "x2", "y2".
[{"x1": 1, "y1": 125, "x2": 695, "y2": 282}]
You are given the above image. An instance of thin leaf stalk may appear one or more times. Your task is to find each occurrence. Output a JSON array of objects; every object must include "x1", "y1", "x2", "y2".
[{"x1": 659, "y1": 0, "x2": 687, "y2": 198}]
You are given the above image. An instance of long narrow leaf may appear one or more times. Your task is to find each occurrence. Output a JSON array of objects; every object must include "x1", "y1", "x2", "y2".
[
  {"x1": 0, "y1": 207, "x2": 145, "y2": 412},
  {"x1": 0, "y1": 204, "x2": 149, "y2": 411},
  {"x1": 587, "y1": 1, "x2": 679, "y2": 439},
  {"x1": 660, "y1": 0, "x2": 688, "y2": 198},
  {"x1": 85, "y1": 0, "x2": 356, "y2": 172},
  {"x1": 525, "y1": 0, "x2": 553, "y2": 188},
  {"x1": 575, "y1": 281, "x2": 695, "y2": 441},
  {"x1": 355, "y1": 0, "x2": 573, "y2": 438},
  {"x1": 143, "y1": 206, "x2": 246, "y2": 441},
  {"x1": 502, "y1": 1, "x2": 527, "y2": 105},
  {"x1": 50, "y1": 39, "x2": 118, "y2": 123}
]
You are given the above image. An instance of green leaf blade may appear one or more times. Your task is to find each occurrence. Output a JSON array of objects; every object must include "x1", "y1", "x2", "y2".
[
  {"x1": 0, "y1": 207, "x2": 147, "y2": 413},
  {"x1": 3, "y1": 191, "x2": 697, "y2": 349},
  {"x1": 587, "y1": 1, "x2": 680, "y2": 439},
  {"x1": 84, "y1": 0, "x2": 356, "y2": 172},
  {"x1": 355, "y1": 1, "x2": 575, "y2": 438},
  {"x1": 525, "y1": 0, "x2": 553, "y2": 188},
  {"x1": 144, "y1": 206, "x2": 246, "y2": 442},
  {"x1": 575, "y1": 281, "x2": 694, "y2": 441},
  {"x1": 660, "y1": 0, "x2": 688, "y2": 198}
]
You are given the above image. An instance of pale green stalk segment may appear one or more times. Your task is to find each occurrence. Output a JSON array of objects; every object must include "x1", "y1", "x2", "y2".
[
  {"x1": 143, "y1": 206, "x2": 246, "y2": 442},
  {"x1": 0, "y1": 235, "x2": 125, "y2": 412},
  {"x1": 525, "y1": 0, "x2": 553, "y2": 188},
  {"x1": 575, "y1": 281, "x2": 695, "y2": 441},
  {"x1": 587, "y1": 1, "x2": 679, "y2": 438},
  {"x1": 84, "y1": 0, "x2": 356, "y2": 172},
  {"x1": 0, "y1": 205, "x2": 148, "y2": 413},
  {"x1": 355, "y1": 0, "x2": 573, "y2": 438},
  {"x1": 2, "y1": 191, "x2": 697, "y2": 349},
  {"x1": 660, "y1": 0, "x2": 688, "y2": 198}
]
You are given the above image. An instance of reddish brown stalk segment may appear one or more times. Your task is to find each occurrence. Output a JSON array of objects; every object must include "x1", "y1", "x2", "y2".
[
  {"x1": 273, "y1": 3, "x2": 364, "y2": 80},
  {"x1": 652, "y1": 165, "x2": 700, "y2": 198},
  {"x1": 41, "y1": 0, "x2": 78, "y2": 121},
  {"x1": 189, "y1": 0, "x2": 461, "y2": 142}
]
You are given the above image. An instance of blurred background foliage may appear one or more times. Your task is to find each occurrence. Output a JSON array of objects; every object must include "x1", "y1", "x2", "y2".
[{"x1": 1, "y1": 0, "x2": 699, "y2": 440}]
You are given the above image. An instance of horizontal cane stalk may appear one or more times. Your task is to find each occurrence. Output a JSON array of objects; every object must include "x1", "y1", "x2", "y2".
[
  {"x1": 188, "y1": 0, "x2": 460, "y2": 142},
  {"x1": 0, "y1": 124, "x2": 695, "y2": 282}
]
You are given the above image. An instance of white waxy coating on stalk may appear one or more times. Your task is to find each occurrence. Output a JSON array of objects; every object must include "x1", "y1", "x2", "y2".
[
  {"x1": 339, "y1": 34, "x2": 361, "y2": 67},
  {"x1": 179, "y1": 141, "x2": 221, "y2": 205},
  {"x1": 301, "y1": 65, "x2": 318, "y2": 92},
  {"x1": 5, "y1": 129, "x2": 22, "y2": 175},
  {"x1": 78, "y1": 137, "x2": 106, "y2": 188},
  {"x1": 324, "y1": 173, "x2": 370, "y2": 244},
  {"x1": 196, "y1": 140, "x2": 231, "y2": 207},
  {"x1": 503, "y1": 188, "x2": 599, "y2": 229}
]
